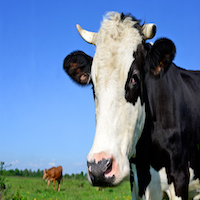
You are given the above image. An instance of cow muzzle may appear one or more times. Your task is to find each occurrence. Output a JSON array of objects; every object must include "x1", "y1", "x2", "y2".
[{"x1": 87, "y1": 153, "x2": 119, "y2": 187}]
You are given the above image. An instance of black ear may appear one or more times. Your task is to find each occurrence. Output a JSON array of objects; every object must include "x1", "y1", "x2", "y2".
[
  {"x1": 148, "y1": 38, "x2": 176, "y2": 76},
  {"x1": 63, "y1": 51, "x2": 93, "y2": 85}
]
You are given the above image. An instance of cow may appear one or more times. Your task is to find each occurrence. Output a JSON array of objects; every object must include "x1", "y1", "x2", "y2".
[
  {"x1": 63, "y1": 12, "x2": 200, "y2": 199},
  {"x1": 43, "y1": 166, "x2": 63, "y2": 191}
]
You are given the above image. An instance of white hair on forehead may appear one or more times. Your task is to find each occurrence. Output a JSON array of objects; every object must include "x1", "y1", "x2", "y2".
[
  {"x1": 102, "y1": 12, "x2": 138, "y2": 29},
  {"x1": 92, "y1": 11, "x2": 142, "y2": 89},
  {"x1": 99, "y1": 12, "x2": 140, "y2": 41}
]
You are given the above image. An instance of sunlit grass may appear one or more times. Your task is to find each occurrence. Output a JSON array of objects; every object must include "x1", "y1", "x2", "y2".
[{"x1": 5, "y1": 176, "x2": 132, "y2": 200}]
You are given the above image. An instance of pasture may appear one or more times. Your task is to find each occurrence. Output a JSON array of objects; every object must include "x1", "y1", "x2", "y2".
[{"x1": 3, "y1": 176, "x2": 132, "y2": 200}]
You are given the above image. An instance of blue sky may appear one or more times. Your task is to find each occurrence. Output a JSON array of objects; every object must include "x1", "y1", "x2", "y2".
[{"x1": 0, "y1": 0, "x2": 199, "y2": 175}]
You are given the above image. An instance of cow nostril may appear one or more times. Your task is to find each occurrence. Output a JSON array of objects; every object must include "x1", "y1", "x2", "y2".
[
  {"x1": 106, "y1": 158, "x2": 112, "y2": 168},
  {"x1": 104, "y1": 158, "x2": 113, "y2": 175},
  {"x1": 101, "y1": 158, "x2": 112, "y2": 172}
]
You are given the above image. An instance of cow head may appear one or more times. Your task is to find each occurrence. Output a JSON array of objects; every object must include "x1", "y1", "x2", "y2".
[
  {"x1": 43, "y1": 169, "x2": 48, "y2": 180},
  {"x1": 63, "y1": 12, "x2": 175, "y2": 187}
]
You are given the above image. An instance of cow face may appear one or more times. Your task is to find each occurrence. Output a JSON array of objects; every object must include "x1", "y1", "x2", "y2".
[
  {"x1": 64, "y1": 12, "x2": 163, "y2": 187},
  {"x1": 43, "y1": 169, "x2": 48, "y2": 180}
]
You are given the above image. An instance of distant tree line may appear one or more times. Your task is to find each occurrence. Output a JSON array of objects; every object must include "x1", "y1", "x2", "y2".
[
  {"x1": 2, "y1": 168, "x2": 87, "y2": 179},
  {"x1": 2, "y1": 168, "x2": 43, "y2": 177},
  {"x1": 0, "y1": 162, "x2": 43, "y2": 177},
  {"x1": 64, "y1": 171, "x2": 87, "y2": 180},
  {"x1": 1, "y1": 168, "x2": 88, "y2": 179},
  {"x1": 0, "y1": 161, "x2": 87, "y2": 179}
]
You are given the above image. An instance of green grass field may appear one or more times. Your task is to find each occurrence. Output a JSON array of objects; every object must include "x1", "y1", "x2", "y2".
[{"x1": 3, "y1": 176, "x2": 132, "y2": 200}]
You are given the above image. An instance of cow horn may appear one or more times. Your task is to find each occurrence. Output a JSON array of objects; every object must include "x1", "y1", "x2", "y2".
[
  {"x1": 76, "y1": 24, "x2": 97, "y2": 45},
  {"x1": 142, "y1": 24, "x2": 157, "y2": 40}
]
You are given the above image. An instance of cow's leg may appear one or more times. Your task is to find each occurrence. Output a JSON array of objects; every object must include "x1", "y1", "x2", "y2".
[
  {"x1": 165, "y1": 183, "x2": 182, "y2": 200},
  {"x1": 53, "y1": 180, "x2": 55, "y2": 191},
  {"x1": 47, "y1": 180, "x2": 50, "y2": 189},
  {"x1": 194, "y1": 194, "x2": 200, "y2": 200},
  {"x1": 172, "y1": 168, "x2": 189, "y2": 200},
  {"x1": 143, "y1": 167, "x2": 164, "y2": 200},
  {"x1": 135, "y1": 166, "x2": 183, "y2": 200},
  {"x1": 130, "y1": 162, "x2": 164, "y2": 200},
  {"x1": 58, "y1": 180, "x2": 60, "y2": 192},
  {"x1": 167, "y1": 149, "x2": 189, "y2": 200},
  {"x1": 188, "y1": 169, "x2": 200, "y2": 200}
]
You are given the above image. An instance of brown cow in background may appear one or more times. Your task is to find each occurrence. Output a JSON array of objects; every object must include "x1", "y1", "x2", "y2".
[{"x1": 43, "y1": 166, "x2": 63, "y2": 191}]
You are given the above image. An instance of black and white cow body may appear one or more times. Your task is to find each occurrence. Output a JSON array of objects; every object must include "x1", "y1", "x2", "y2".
[
  {"x1": 63, "y1": 12, "x2": 200, "y2": 199},
  {"x1": 136, "y1": 62, "x2": 200, "y2": 196}
]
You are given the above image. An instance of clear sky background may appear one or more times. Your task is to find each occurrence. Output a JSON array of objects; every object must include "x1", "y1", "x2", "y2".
[{"x1": 0, "y1": 0, "x2": 200, "y2": 175}]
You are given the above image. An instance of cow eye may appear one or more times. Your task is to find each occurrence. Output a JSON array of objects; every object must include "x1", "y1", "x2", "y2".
[
  {"x1": 130, "y1": 74, "x2": 140, "y2": 89},
  {"x1": 125, "y1": 72, "x2": 141, "y2": 105}
]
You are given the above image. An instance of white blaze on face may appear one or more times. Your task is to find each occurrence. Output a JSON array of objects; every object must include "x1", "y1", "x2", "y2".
[{"x1": 87, "y1": 12, "x2": 146, "y2": 184}]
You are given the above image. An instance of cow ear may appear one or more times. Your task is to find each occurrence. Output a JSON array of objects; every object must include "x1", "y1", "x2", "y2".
[
  {"x1": 148, "y1": 38, "x2": 176, "y2": 76},
  {"x1": 63, "y1": 51, "x2": 93, "y2": 85}
]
